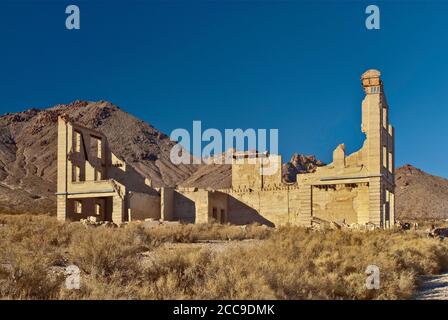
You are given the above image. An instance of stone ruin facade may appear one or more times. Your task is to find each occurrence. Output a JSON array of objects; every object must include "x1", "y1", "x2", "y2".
[{"x1": 57, "y1": 69, "x2": 395, "y2": 228}]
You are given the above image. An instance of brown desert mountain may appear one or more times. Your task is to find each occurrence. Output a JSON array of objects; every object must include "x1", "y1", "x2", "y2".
[
  {"x1": 180, "y1": 164, "x2": 232, "y2": 189},
  {"x1": 0, "y1": 101, "x2": 446, "y2": 219},
  {"x1": 396, "y1": 164, "x2": 448, "y2": 219}
]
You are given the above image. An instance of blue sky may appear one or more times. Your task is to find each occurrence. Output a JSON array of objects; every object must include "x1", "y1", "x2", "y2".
[{"x1": 0, "y1": 1, "x2": 447, "y2": 177}]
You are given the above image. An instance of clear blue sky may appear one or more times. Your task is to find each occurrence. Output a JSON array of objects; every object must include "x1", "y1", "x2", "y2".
[{"x1": 0, "y1": 1, "x2": 447, "y2": 177}]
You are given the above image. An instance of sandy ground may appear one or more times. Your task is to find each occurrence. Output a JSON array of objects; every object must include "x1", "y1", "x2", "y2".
[{"x1": 416, "y1": 273, "x2": 448, "y2": 300}]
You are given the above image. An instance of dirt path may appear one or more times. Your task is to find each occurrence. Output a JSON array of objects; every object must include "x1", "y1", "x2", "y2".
[{"x1": 416, "y1": 273, "x2": 448, "y2": 300}]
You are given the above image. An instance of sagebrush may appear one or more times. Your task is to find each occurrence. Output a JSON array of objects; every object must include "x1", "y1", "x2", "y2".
[{"x1": 0, "y1": 215, "x2": 447, "y2": 300}]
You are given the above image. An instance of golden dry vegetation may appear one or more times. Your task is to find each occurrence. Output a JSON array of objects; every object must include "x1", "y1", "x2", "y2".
[{"x1": 0, "y1": 214, "x2": 447, "y2": 300}]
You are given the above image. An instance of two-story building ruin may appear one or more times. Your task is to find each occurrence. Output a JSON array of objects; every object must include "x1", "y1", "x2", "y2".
[{"x1": 56, "y1": 69, "x2": 395, "y2": 228}]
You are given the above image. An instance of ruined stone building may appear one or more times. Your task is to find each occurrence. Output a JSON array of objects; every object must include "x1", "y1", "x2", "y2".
[
  {"x1": 56, "y1": 116, "x2": 160, "y2": 222},
  {"x1": 56, "y1": 69, "x2": 395, "y2": 228}
]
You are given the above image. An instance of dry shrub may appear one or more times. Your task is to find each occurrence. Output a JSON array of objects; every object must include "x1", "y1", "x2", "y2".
[
  {"x1": 0, "y1": 215, "x2": 70, "y2": 299},
  {"x1": 67, "y1": 224, "x2": 148, "y2": 277},
  {"x1": 142, "y1": 222, "x2": 271, "y2": 245},
  {"x1": 0, "y1": 247, "x2": 63, "y2": 299},
  {"x1": 1, "y1": 215, "x2": 448, "y2": 300},
  {"x1": 133, "y1": 227, "x2": 448, "y2": 300},
  {"x1": 234, "y1": 227, "x2": 448, "y2": 299}
]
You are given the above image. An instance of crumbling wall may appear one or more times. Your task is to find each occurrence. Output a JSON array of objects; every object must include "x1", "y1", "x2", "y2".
[
  {"x1": 312, "y1": 183, "x2": 369, "y2": 224},
  {"x1": 226, "y1": 187, "x2": 300, "y2": 227},
  {"x1": 128, "y1": 192, "x2": 160, "y2": 221},
  {"x1": 231, "y1": 160, "x2": 263, "y2": 190},
  {"x1": 208, "y1": 191, "x2": 229, "y2": 223},
  {"x1": 171, "y1": 189, "x2": 230, "y2": 224},
  {"x1": 160, "y1": 187, "x2": 174, "y2": 221},
  {"x1": 231, "y1": 154, "x2": 282, "y2": 190},
  {"x1": 57, "y1": 117, "x2": 159, "y2": 224},
  {"x1": 57, "y1": 69, "x2": 395, "y2": 229},
  {"x1": 65, "y1": 197, "x2": 111, "y2": 222},
  {"x1": 172, "y1": 189, "x2": 203, "y2": 223}
]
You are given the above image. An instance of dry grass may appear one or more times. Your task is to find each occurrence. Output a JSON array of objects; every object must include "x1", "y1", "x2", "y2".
[{"x1": 1, "y1": 214, "x2": 448, "y2": 300}]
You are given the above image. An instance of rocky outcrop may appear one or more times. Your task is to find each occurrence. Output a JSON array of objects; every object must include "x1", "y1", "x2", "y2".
[{"x1": 282, "y1": 154, "x2": 325, "y2": 182}]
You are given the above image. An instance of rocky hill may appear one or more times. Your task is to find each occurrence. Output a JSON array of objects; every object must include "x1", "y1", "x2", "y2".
[
  {"x1": 0, "y1": 101, "x2": 197, "y2": 214},
  {"x1": 396, "y1": 164, "x2": 448, "y2": 219},
  {"x1": 181, "y1": 164, "x2": 232, "y2": 189}
]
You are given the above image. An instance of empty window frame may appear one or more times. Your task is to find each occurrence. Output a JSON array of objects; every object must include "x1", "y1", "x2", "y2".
[
  {"x1": 220, "y1": 209, "x2": 225, "y2": 223},
  {"x1": 74, "y1": 200, "x2": 82, "y2": 214},
  {"x1": 382, "y1": 146, "x2": 387, "y2": 169},
  {"x1": 94, "y1": 169, "x2": 102, "y2": 181},
  {"x1": 90, "y1": 135, "x2": 102, "y2": 159},
  {"x1": 73, "y1": 165, "x2": 81, "y2": 182},
  {"x1": 74, "y1": 131, "x2": 81, "y2": 153},
  {"x1": 212, "y1": 207, "x2": 218, "y2": 221},
  {"x1": 95, "y1": 199, "x2": 105, "y2": 216}
]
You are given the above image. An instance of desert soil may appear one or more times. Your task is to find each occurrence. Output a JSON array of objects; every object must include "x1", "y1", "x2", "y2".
[{"x1": 416, "y1": 273, "x2": 448, "y2": 300}]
